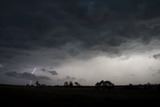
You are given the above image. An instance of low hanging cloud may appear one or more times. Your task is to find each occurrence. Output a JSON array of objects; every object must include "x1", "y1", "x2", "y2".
[
  {"x1": 153, "y1": 53, "x2": 160, "y2": 59},
  {"x1": 48, "y1": 71, "x2": 58, "y2": 75},
  {"x1": 5, "y1": 72, "x2": 51, "y2": 81},
  {"x1": 41, "y1": 68, "x2": 58, "y2": 75}
]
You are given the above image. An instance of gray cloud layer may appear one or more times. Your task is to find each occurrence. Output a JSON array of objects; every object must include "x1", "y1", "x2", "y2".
[
  {"x1": 1, "y1": 0, "x2": 160, "y2": 85},
  {"x1": 5, "y1": 72, "x2": 51, "y2": 81},
  {"x1": 1, "y1": 0, "x2": 160, "y2": 51},
  {"x1": 1, "y1": 0, "x2": 160, "y2": 64}
]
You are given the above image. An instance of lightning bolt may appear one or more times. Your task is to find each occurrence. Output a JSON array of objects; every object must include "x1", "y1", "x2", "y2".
[
  {"x1": 32, "y1": 67, "x2": 37, "y2": 74},
  {"x1": 29, "y1": 67, "x2": 37, "y2": 85}
]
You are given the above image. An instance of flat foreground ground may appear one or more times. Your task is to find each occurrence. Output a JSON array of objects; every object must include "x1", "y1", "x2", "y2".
[{"x1": 0, "y1": 85, "x2": 160, "y2": 106}]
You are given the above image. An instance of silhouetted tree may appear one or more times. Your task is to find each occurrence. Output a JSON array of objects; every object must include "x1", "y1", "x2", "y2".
[
  {"x1": 36, "y1": 81, "x2": 41, "y2": 87},
  {"x1": 127, "y1": 83, "x2": 134, "y2": 89},
  {"x1": 158, "y1": 84, "x2": 160, "y2": 90},
  {"x1": 69, "y1": 81, "x2": 73, "y2": 87},
  {"x1": 64, "y1": 81, "x2": 69, "y2": 86},
  {"x1": 26, "y1": 84, "x2": 30, "y2": 87},
  {"x1": 99, "y1": 80, "x2": 105, "y2": 86},
  {"x1": 42, "y1": 84, "x2": 46, "y2": 87},
  {"x1": 74, "y1": 82, "x2": 81, "y2": 86},
  {"x1": 103, "y1": 81, "x2": 114, "y2": 90},
  {"x1": 95, "y1": 82, "x2": 101, "y2": 89},
  {"x1": 144, "y1": 83, "x2": 152, "y2": 89},
  {"x1": 95, "y1": 80, "x2": 114, "y2": 90},
  {"x1": 103, "y1": 81, "x2": 114, "y2": 87},
  {"x1": 129, "y1": 84, "x2": 133, "y2": 86}
]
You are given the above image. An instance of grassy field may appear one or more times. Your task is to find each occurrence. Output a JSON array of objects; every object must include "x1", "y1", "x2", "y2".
[{"x1": 0, "y1": 85, "x2": 160, "y2": 106}]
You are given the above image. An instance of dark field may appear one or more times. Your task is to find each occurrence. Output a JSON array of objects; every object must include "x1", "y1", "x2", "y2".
[{"x1": 0, "y1": 85, "x2": 160, "y2": 106}]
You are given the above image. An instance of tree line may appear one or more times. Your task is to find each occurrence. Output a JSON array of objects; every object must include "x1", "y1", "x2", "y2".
[{"x1": 26, "y1": 80, "x2": 160, "y2": 90}]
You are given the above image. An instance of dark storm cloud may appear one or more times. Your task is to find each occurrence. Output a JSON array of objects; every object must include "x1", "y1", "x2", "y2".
[
  {"x1": 153, "y1": 53, "x2": 160, "y2": 60},
  {"x1": 48, "y1": 71, "x2": 58, "y2": 75},
  {"x1": 41, "y1": 68, "x2": 46, "y2": 72},
  {"x1": 42, "y1": 68, "x2": 58, "y2": 75},
  {"x1": 1, "y1": 0, "x2": 160, "y2": 53},
  {"x1": 1, "y1": 0, "x2": 160, "y2": 77},
  {"x1": 1, "y1": 0, "x2": 160, "y2": 85},
  {"x1": 0, "y1": 48, "x2": 30, "y2": 60},
  {"x1": 5, "y1": 72, "x2": 51, "y2": 80}
]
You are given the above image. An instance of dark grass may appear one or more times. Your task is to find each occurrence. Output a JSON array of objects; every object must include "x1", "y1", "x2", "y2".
[{"x1": 0, "y1": 85, "x2": 160, "y2": 106}]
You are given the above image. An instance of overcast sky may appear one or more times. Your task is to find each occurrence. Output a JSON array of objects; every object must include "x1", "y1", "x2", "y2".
[{"x1": 1, "y1": 0, "x2": 160, "y2": 85}]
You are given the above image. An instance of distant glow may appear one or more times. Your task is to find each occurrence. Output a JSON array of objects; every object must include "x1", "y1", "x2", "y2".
[{"x1": 54, "y1": 50, "x2": 160, "y2": 85}]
